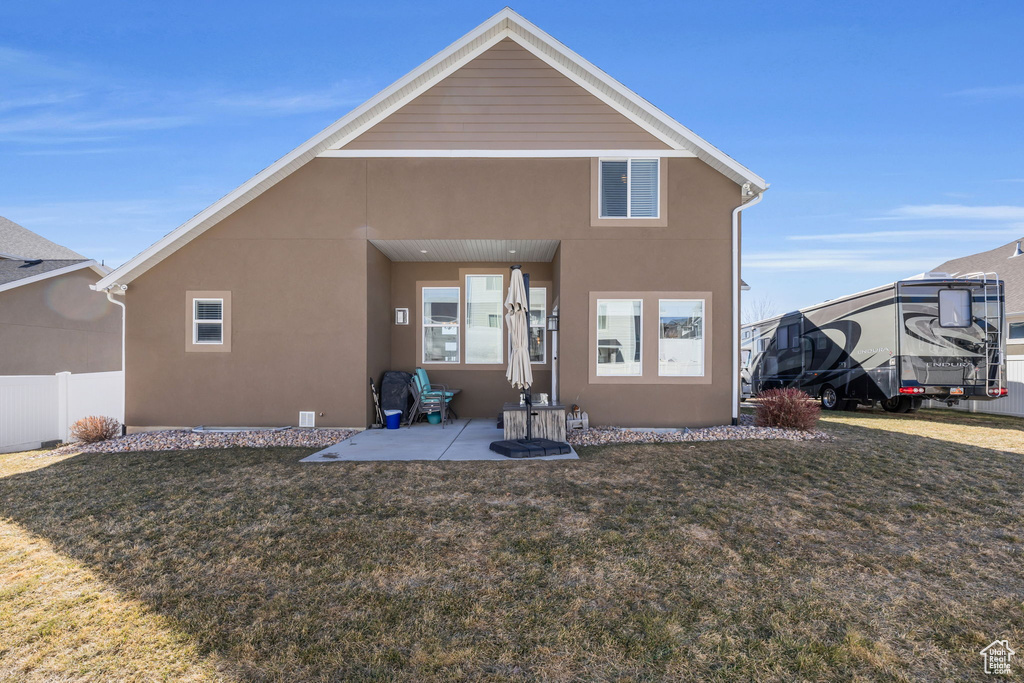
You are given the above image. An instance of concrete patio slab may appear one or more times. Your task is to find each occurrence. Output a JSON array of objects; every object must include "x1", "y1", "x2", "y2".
[{"x1": 302, "y1": 418, "x2": 578, "y2": 462}]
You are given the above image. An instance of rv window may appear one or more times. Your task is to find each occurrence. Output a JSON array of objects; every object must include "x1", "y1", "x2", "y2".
[
  {"x1": 1010, "y1": 322, "x2": 1024, "y2": 340},
  {"x1": 787, "y1": 323, "x2": 800, "y2": 349},
  {"x1": 777, "y1": 326, "x2": 789, "y2": 349},
  {"x1": 938, "y1": 289, "x2": 971, "y2": 328}
]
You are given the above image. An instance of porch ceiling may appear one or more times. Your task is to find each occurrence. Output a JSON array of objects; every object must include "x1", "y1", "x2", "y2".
[{"x1": 369, "y1": 239, "x2": 559, "y2": 262}]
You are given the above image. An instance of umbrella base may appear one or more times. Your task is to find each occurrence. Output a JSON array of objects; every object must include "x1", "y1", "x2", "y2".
[{"x1": 489, "y1": 438, "x2": 571, "y2": 458}]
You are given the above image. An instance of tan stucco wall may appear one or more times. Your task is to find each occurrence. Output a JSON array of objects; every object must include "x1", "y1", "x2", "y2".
[
  {"x1": 125, "y1": 156, "x2": 741, "y2": 428},
  {"x1": 0, "y1": 269, "x2": 121, "y2": 375}
]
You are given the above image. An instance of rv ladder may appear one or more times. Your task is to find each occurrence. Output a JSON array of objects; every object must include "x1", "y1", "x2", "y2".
[{"x1": 965, "y1": 271, "x2": 1004, "y2": 396}]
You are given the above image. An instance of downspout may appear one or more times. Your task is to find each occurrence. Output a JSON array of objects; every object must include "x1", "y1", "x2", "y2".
[
  {"x1": 104, "y1": 285, "x2": 127, "y2": 428},
  {"x1": 732, "y1": 185, "x2": 764, "y2": 426},
  {"x1": 550, "y1": 303, "x2": 559, "y2": 404}
]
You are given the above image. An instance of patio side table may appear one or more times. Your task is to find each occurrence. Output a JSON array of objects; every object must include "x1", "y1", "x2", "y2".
[{"x1": 502, "y1": 402, "x2": 566, "y2": 442}]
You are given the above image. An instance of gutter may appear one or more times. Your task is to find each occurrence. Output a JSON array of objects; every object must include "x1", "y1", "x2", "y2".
[{"x1": 732, "y1": 184, "x2": 765, "y2": 426}]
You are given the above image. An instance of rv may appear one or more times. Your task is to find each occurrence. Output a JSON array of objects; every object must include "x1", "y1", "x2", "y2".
[{"x1": 742, "y1": 274, "x2": 1007, "y2": 412}]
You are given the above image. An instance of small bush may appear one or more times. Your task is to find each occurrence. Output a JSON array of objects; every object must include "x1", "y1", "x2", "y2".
[
  {"x1": 70, "y1": 415, "x2": 122, "y2": 443},
  {"x1": 755, "y1": 388, "x2": 821, "y2": 431}
]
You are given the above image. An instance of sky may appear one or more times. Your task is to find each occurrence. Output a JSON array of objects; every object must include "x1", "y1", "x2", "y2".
[{"x1": 1, "y1": 0, "x2": 1022, "y2": 313}]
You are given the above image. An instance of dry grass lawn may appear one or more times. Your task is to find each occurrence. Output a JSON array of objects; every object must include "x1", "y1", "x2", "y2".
[{"x1": 1, "y1": 408, "x2": 1022, "y2": 681}]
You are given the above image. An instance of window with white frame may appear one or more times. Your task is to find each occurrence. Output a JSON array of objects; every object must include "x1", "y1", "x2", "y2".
[
  {"x1": 1010, "y1": 321, "x2": 1024, "y2": 340},
  {"x1": 465, "y1": 275, "x2": 503, "y2": 364},
  {"x1": 193, "y1": 298, "x2": 224, "y2": 344},
  {"x1": 658, "y1": 299, "x2": 704, "y2": 376},
  {"x1": 422, "y1": 287, "x2": 460, "y2": 363},
  {"x1": 596, "y1": 299, "x2": 642, "y2": 376},
  {"x1": 529, "y1": 287, "x2": 546, "y2": 363},
  {"x1": 599, "y1": 158, "x2": 659, "y2": 218}
]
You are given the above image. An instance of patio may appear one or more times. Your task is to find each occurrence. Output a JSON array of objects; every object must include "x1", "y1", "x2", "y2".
[{"x1": 301, "y1": 418, "x2": 579, "y2": 462}]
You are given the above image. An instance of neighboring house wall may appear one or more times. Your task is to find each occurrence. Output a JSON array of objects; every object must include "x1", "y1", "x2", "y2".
[
  {"x1": 0, "y1": 269, "x2": 121, "y2": 375},
  {"x1": 124, "y1": 155, "x2": 739, "y2": 429}
]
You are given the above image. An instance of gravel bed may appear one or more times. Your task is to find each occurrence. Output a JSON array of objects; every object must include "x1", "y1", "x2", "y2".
[
  {"x1": 47, "y1": 427, "x2": 357, "y2": 456},
  {"x1": 567, "y1": 414, "x2": 829, "y2": 447}
]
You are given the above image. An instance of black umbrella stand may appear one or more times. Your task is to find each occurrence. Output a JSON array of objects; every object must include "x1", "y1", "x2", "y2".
[{"x1": 489, "y1": 267, "x2": 571, "y2": 458}]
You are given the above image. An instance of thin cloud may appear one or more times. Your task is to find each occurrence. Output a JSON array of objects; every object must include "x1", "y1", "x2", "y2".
[
  {"x1": 744, "y1": 249, "x2": 953, "y2": 273},
  {"x1": 948, "y1": 84, "x2": 1024, "y2": 98},
  {"x1": 788, "y1": 228, "x2": 1024, "y2": 242},
  {"x1": 880, "y1": 204, "x2": 1024, "y2": 221}
]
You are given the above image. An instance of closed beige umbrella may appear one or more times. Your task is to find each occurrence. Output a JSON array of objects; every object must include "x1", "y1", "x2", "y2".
[{"x1": 505, "y1": 267, "x2": 533, "y2": 390}]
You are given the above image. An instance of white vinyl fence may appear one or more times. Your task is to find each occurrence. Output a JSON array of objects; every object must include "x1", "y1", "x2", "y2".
[
  {"x1": 0, "y1": 371, "x2": 124, "y2": 453},
  {"x1": 926, "y1": 358, "x2": 1024, "y2": 418}
]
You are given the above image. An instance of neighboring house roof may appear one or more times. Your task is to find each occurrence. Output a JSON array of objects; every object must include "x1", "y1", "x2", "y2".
[
  {"x1": 0, "y1": 216, "x2": 109, "y2": 293},
  {"x1": 933, "y1": 239, "x2": 1024, "y2": 313},
  {"x1": 96, "y1": 7, "x2": 767, "y2": 291},
  {"x1": 0, "y1": 216, "x2": 85, "y2": 260}
]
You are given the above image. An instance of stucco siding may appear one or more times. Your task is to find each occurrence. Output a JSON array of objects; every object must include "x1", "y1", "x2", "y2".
[{"x1": 0, "y1": 270, "x2": 121, "y2": 375}]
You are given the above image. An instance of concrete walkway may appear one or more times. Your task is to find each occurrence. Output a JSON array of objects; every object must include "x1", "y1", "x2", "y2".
[{"x1": 301, "y1": 418, "x2": 578, "y2": 462}]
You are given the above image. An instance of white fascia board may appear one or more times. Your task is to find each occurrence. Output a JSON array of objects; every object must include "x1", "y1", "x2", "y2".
[
  {"x1": 0, "y1": 260, "x2": 99, "y2": 295},
  {"x1": 317, "y1": 149, "x2": 696, "y2": 158}
]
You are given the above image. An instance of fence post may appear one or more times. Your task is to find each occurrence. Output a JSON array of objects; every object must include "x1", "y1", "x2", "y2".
[{"x1": 56, "y1": 371, "x2": 71, "y2": 442}]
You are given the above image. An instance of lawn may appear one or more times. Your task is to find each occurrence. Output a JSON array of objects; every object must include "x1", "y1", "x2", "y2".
[{"x1": 1, "y1": 408, "x2": 1022, "y2": 681}]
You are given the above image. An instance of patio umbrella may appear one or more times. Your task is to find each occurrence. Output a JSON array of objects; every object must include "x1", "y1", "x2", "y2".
[{"x1": 505, "y1": 266, "x2": 533, "y2": 391}]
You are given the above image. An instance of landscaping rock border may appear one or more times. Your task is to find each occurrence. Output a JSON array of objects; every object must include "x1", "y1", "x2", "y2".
[
  {"x1": 567, "y1": 414, "x2": 829, "y2": 447},
  {"x1": 47, "y1": 427, "x2": 358, "y2": 456}
]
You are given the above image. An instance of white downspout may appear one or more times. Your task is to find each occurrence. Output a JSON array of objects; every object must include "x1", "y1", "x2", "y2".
[
  {"x1": 104, "y1": 285, "x2": 127, "y2": 427},
  {"x1": 732, "y1": 186, "x2": 764, "y2": 426},
  {"x1": 551, "y1": 303, "x2": 559, "y2": 405}
]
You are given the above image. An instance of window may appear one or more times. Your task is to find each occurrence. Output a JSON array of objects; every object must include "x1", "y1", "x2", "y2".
[
  {"x1": 599, "y1": 159, "x2": 659, "y2": 218},
  {"x1": 465, "y1": 275, "x2": 503, "y2": 364},
  {"x1": 193, "y1": 299, "x2": 223, "y2": 344},
  {"x1": 422, "y1": 287, "x2": 459, "y2": 363},
  {"x1": 529, "y1": 287, "x2": 546, "y2": 363},
  {"x1": 659, "y1": 299, "x2": 704, "y2": 376},
  {"x1": 758, "y1": 337, "x2": 770, "y2": 353},
  {"x1": 938, "y1": 289, "x2": 971, "y2": 328},
  {"x1": 596, "y1": 299, "x2": 642, "y2": 375},
  {"x1": 777, "y1": 325, "x2": 789, "y2": 350},
  {"x1": 1010, "y1": 321, "x2": 1024, "y2": 340}
]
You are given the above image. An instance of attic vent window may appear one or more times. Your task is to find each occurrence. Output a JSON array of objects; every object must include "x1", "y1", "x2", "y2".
[
  {"x1": 599, "y1": 158, "x2": 659, "y2": 218},
  {"x1": 193, "y1": 298, "x2": 224, "y2": 344}
]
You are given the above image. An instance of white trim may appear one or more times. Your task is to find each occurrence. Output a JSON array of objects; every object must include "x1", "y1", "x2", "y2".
[
  {"x1": 0, "y1": 260, "x2": 103, "y2": 294},
  {"x1": 96, "y1": 8, "x2": 765, "y2": 290},
  {"x1": 595, "y1": 298, "x2": 643, "y2": 377},
  {"x1": 530, "y1": 286, "x2": 547, "y2": 365},
  {"x1": 317, "y1": 149, "x2": 696, "y2": 158},
  {"x1": 464, "y1": 273, "x2": 505, "y2": 365},
  {"x1": 657, "y1": 298, "x2": 706, "y2": 377}
]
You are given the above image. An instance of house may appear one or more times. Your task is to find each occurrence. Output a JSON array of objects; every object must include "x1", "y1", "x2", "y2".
[
  {"x1": 92, "y1": 9, "x2": 767, "y2": 431},
  {"x1": 934, "y1": 239, "x2": 1024, "y2": 356},
  {"x1": 0, "y1": 217, "x2": 121, "y2": 375}
]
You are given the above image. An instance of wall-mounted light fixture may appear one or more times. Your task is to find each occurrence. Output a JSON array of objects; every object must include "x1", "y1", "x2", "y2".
[
  {"x1": 546, "y1": 314, "x2": 559, "y2": 331},
  {"x1": 395, "y1": 308, "x2": 409, "y2": 325}
]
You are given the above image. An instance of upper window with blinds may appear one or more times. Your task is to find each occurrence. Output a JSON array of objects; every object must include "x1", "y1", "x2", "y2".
[
  {"x1": 599, "y1": 158, "x2": 659, "y2": 218},
  {"x1": 193, "y1": 298, "x2": 224, "y2": 344}
]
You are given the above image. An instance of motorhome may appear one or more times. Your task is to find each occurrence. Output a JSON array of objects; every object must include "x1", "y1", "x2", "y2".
[{"x1": 742, "y1": 273, "x2": 1007, "y2": 412}]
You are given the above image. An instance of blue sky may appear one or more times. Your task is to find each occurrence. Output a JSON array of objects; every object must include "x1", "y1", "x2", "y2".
[{"x1": 1, "y1": 0, "x2": 1022, "y2": 313}]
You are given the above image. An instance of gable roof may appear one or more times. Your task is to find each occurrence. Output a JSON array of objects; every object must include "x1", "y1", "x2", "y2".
[
  {"x1": 96, "y1": 7, "x2": 767, "y2": 291},
  {"x1": 934, "y1": 239, "x2": 1024, "y2": 313},
  {"x1": 0, "y1": 216, "x2": 85, "y2": 260}
]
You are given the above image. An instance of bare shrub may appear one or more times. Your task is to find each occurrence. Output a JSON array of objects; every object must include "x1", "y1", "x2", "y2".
[
  {"x1": 755, "y1": 388, "x2": 821, "y2": 431},
  {"x1": 70, "y1": 416, "x2": 122, "y2": 443}
]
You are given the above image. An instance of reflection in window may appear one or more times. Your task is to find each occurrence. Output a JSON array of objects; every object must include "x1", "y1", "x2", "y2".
[
  {"x1": 659, "y1": 299, "x2": 704, "y2": 376},
  {"x1": 423, "y1": 287, "x2": 459, "y2": 363},
  {"x1": 465, "y1": 275, "x2": 503, "y2": 364},
  {"x1": 938, "y1": 289, "x2": 971, "y2": 328},
  {"x1": 597, "y1": 299, "x2": 642, "y2": 376},
  {"x1": 529, "y1": 287, "x2": 546, "y2": 363}
]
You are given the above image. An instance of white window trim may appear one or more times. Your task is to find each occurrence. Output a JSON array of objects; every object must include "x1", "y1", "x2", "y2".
[
  {"x1": 598, "y1": 157, "x2": 660, "y2": 219},
  {"x1": 422, "y1": 286, "x2": 461, "y2": 364},
  {"x1": 658, "y1": 298, "x2": 705, "y2": 377},
  {"x1": 192, "y1": 298, "x2": 224, "y2": 345},
  {"x1": 464, "y1": 274, "x2": 504, "y2": 365},
  {"x1": 596, "y1": 298, "x2": 643, "y2": 377}
]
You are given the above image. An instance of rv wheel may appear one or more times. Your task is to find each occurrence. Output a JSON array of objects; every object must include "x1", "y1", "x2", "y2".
[
  {"x1": 820, "y1": 386, "x2": 843, "y2": 411},
  {"x1": 881, "y1": 396, "x2": 911, "y2": 413}
]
